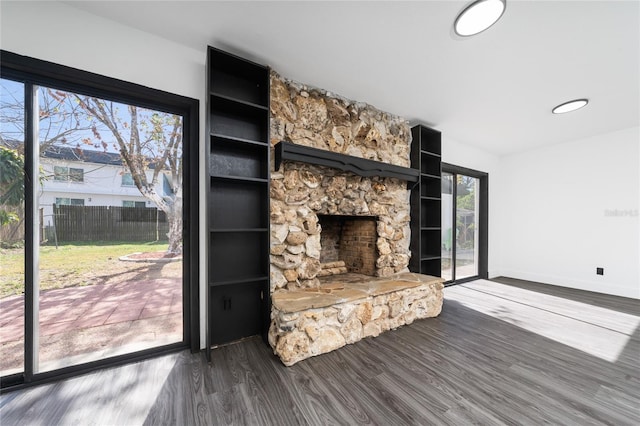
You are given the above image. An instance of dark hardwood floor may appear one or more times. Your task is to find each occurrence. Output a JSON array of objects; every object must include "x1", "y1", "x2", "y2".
[{"x1": 2, "y1": 278, "x2": 639, "y2": 425}]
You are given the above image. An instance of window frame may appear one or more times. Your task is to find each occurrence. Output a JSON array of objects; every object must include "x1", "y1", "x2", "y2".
[
  {"x1": 53, "y1": 165, "x2": 68, "y2": 181},
  {"x1": 53, "y1": 166, "x2": 84, "y2": 182},
  {"x1": 122, "y1": 200, "x2": 146, "y2": 208},
  {"x1": 55, "y1": 197, "x2": 85, "y2": 206},
  {"x1": 0, "y1": 50, "x2": 200, "y2": 391},
  {"x1": 69, "y1": 167, "x2": 84, "y2": 182},
  {"x1": 441, "y1": 163, "x2": 489, "y2": 285},
  {"x1": 121, "y1": 172, "x2": 135, "y2": 187}
]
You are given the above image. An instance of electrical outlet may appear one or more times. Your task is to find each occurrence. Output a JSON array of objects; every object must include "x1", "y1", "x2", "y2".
[{"x1": 596, "y1": 267, "x2": 604, "y2": 276}]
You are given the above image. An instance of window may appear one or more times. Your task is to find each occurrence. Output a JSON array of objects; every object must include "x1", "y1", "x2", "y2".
[
  {"x1": 122, "y1": 200, "x2": 145, "y2": 208},
  {"x1": 55, "y1": 197, "x2": 84, "y2": 206},
  {"x1": 69, "y1": 168, "x2": 83, "y2": 182},
  {"x1": 53, "y1": 166, "x2": 66, "y2": 181},
  {"x1": 121, "y1": 173, "x2": 135, "y2": 186},
  {"x1": 163, "y1": 174, "x2": 173, "y2": 196},
  {"x1": 53, "y1": 166, "x2": 83, "y2": 182}
]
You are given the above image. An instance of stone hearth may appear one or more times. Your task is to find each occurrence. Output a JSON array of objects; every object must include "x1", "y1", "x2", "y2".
[{"x1": 269, "y1": 272, "x2": 444, "y2": 366}]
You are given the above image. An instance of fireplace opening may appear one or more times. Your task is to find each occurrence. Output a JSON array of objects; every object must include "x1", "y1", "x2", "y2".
[{"x1": 317, "y1": 215, "x2": 377, "y2": 278}]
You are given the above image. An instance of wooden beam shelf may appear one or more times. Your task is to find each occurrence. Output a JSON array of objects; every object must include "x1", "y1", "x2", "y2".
[{"x1": 274, "y1": 141, "x2": 420, "y2": 183}]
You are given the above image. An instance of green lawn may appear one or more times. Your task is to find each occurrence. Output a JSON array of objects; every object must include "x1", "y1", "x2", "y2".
[{"x1": 0, "y1": 241, "x2": 169, "y2": 298}]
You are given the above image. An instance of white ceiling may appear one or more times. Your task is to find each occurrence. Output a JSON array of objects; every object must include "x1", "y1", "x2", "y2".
[{"x1": 64, "y1": 0, "x2": 639, "y2": 156}]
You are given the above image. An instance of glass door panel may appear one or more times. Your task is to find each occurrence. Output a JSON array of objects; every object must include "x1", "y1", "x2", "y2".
[
  {"x1": 35, "y1": 86, "x2": 184, "y2": 372},
  {"x1": 442, "y1": 170, "x2": 482, "y2": 283},
  {"x1": 441, "y1": 173, "x2": 454, "y2": 281},
  {"x1": 455, "y1": 175, "x2": 479, "y2": 279},
  {"x1": 0, "y1": 78, "x2": 26, "y2": 376}
]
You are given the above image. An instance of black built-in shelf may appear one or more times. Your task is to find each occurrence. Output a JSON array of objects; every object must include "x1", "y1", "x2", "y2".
[
  {"x1": 410, "y1": 125, "x2": 442, "y2": 277},
  {"x1": 206, "y1": 47, "x2": 271, "y2": 352},
  {"x1": 210, "y1": 96, "x2": 269, "y2": 142},
  {"x1": 210, "y1": 133, "x2": 268, "y2": 147},
  {"x1": 210, "y1": 139, "x2": 269, "y2": 180},
  {"x1": 209, "y1": 54, "x2": 269, "y2": 106}
]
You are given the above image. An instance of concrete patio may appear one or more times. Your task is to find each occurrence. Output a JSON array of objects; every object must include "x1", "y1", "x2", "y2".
[{"x1": 0, "y1": 277, "x2": 182, "y2": 374}]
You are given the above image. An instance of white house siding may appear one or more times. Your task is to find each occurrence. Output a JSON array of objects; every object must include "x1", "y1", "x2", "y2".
[{"x1": 39, "y1": 158, "x2": 165, "y2": 218}]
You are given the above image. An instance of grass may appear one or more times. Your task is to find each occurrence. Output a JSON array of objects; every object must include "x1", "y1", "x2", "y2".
[{"x1": 0, "y1": 241, "x2": 169, "y2": 298}]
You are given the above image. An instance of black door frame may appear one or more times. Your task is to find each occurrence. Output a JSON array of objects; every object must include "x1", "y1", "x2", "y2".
[
  {"x1": 441, "y1": 163, "x2": 488, "y2": 285},
  {"x1": 0, "y1": 50, "x2": 200, "y2": 392}
]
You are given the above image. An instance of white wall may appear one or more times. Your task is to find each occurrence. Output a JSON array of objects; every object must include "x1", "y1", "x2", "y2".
[
  {"x1": 441, "y1": 135, "x2": 503, "y2": 279},
  {"x1": 0, "y1": 2, "x2": 204, "y2": 100},
  {"x1": 1, "y1": 1, "x2": 209, "y2": 345},
  {"x1": 497, "y1": 127, "x2": 640, "y2": 299}
]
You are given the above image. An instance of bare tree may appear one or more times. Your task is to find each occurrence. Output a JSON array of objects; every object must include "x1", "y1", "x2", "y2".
[
  {"x1": 75, "y1": 97, "x2": 183, "y2": 254},
  {"x1": 0, "y1": 83, "x2": 94, "y2": 155},
  {"x1": 0, "y1": 82, "x2": 91, "y2": 243},
  {"x1": 1, "y1": 81, "x2": 184, "y2": 254}
]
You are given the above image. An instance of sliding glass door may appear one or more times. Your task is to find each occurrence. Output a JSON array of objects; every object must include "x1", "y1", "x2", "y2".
[
  {"x1": 36, "y1": 86, "x2": 184, "y2": 372},
  {"x1": 1, "y1": 52, "x2": 198, "y2": 389},
  {"x1": 1, "y1": 77, "x2": 185, "y2": 376},
  {"x1": 441, "y1": 165, "x2": 487, "y2": 283}
]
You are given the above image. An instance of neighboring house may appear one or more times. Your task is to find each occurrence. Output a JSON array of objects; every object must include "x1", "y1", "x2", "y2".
[{"x1": 38, "y1": 145, "x2": 172, "y2": 227}]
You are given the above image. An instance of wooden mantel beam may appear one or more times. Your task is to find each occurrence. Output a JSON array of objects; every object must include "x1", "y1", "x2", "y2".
[{"x1": 274, "y1": 141, "x2": 420, "y2": 183}]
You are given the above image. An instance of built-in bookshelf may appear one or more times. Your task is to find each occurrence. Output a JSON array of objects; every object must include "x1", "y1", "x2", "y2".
[
  {"x1": 206, "y1": 47, "x2": 270, "y2": 348},
  {"x1": 410, "y1": 125, "x2": 442, "y2": 276}
]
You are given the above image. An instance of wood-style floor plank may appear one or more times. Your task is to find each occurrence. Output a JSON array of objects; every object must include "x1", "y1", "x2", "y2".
[
  {"x1": 1, "y1": 352, "x2": 180, "y2": 425},
  {"x1": 491, "y1": 276, "x2": 640, "y2": 315},
  {"x1": 459, "y1": 280, "x2": 640, "y2": 335},
  {"x1": 2, "y1": 278, "x2": 639, "y2": 425}
]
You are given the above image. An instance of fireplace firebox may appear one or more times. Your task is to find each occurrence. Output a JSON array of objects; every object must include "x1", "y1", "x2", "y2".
[{"x1": 317, "y1": 215, "x2": 377, "y2": 277}]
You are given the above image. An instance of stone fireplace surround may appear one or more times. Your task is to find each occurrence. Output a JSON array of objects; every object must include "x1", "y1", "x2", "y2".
[
  {"x1": 268, "y1": 72, "x2": 443, "y2": 365},
  {"x1": 269, "y1": 161, "x2": 412, "y2": 289}
]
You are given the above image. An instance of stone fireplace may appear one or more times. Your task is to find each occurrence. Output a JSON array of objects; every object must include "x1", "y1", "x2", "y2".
[{"x1": 268, "y1": 72, "x2": 444, "y2": 365}]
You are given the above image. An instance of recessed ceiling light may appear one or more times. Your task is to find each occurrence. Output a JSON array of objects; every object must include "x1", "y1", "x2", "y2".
[
  {"x1": 454, "y1": 0, "x2": 506, "y2": 37},
  {"x1": 552, "y1": 99, "x2": 589, "y2": 114}
]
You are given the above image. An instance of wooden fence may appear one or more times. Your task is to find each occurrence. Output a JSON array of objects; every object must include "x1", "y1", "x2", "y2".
[
  {"x1": 53, "y1": 204, "x2": 169, "y2": 242},
  {"x1": 0, "y1": 205, "x2": 26, "y2": 245}
]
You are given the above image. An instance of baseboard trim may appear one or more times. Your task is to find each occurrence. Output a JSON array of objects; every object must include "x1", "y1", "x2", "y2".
[{"x1": 498, "y1": 270, "x2": 639, "y2": 300}]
